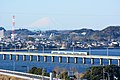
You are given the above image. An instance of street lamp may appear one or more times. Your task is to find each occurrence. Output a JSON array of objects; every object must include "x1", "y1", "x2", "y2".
[
  {"x1": 103, "y1": 72, "x2": 110, "y2": 80},
  {"x1": 106, "y1": 72, "x2": 110, "y2": 80},
  {"x1": 57, "y1": 45, "x2": 60, "y2": 51},
  {"x1": 73, "y1": 45, "x2": 74, "y2": 52},
  {"x1": 14, "y1": 44, "x2": 16, "y2": 52},
  {"x1": 13, "y1": 44, "x2": 16, "y2": 71},
  {"x1": 72, "y1": 42, "x2": 75, "y2": 52},
  {"x1": 103, "y1": 64, "x2": 105, "y2": 80},
  {"x1": 27, "y1": 45, "x2": 30, "y2": 52},
  {"x1": 41, "y1": 45, "x2": 44, "y2": 53},
  {"x1": 90, "y1": 68, "x2": 92, "y2": 80},
  {"x1": 42, "y1": 68, "x2": 45, "y2": 80},
  {"x1": 107, "y1": 47, "x2": 109, "y2": 56},
  {"x1": 89, "y1": 46, "x2": 91, "y2": 55},
  {"x1": 103, "y1": 65, "x2": 110, "y2": 80}
]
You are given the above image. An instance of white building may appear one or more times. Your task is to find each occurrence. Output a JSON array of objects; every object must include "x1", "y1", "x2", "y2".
[
  {"x1": 11, "y1": 33, "x2": 17, "y2": 41},
  {"x1": 0, "y1": 30, "x2": 4, "y2": 40}
]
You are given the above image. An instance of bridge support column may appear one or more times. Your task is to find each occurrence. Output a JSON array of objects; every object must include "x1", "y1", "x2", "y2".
[
  {"x1": 59, "y1": 57, "x2": 62, "y2": 63},
  {"x1": 74, "y1": 57, "x2": 78, "y2": 63},
  {"x1": 9, "y1": 54, "x2": 12, "y2": 60},
  {"x1": 118, "y1": 59, "x2": 120, "y2": 66},
  {"x1": 16, "y1": 55, "x2": 19, "y2": 61},
  {"x1": 108, "y1": 59, "x2": 112, "y2": 65},
  {"x1": 23, "y1": 55, "x2": 26, "y2": 61},
  {"x1": 44, "y1": 56, "x2": 47, "y2": 62},
  {"x1": 100, "y1": 58, "x2": 103, "y2": 65},
  {"x1": 91, "y1": 58, "x2": 94, "y2": 64},
  {"x1": 2, "y1": 54, "x2": 6, "y2": 60},
  {"x1": 30, "y1": 55, "x2": 33, "y2": 61},
  {"x1": 66, "y1": 57, "x2": 70, "y2": 63},
  {"x1": 51, "y1": 56, "x2": 54, "y2": 62},
  {"x1": 37, "y1": 56, "x2": 40, "y2": 61},
  {"x1": 82, "y1": 58, "x2": 86, "y2": 64}
]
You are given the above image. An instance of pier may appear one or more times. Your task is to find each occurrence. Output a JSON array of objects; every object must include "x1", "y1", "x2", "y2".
[{"x1": 0, "y1": 52, "x2": 120, "y2": 66}]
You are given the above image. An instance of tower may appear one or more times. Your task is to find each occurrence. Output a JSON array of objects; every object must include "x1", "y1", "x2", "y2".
[{"x1": 11, "y1": 15, "x2": 15, "y2": 41}]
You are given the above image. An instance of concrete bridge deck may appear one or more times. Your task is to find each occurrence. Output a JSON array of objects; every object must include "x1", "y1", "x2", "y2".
[
  {"x1": 0, "y1": 52, "x2": 120, "y2": 65},
  {"x1": 0, "y1": 52, "x2": 120, "y2": 59}
]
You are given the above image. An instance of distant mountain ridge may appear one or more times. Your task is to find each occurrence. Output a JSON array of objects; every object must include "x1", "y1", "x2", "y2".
[
  {"x1": 4, "y1": 29, "x2": 36, "y2": 37},
  {"x1": 1, "y1": 26, "x2": 120, "y2": 41},
  {"x1": 69, "y1": 26, "x2": 120, "y2": 41}
]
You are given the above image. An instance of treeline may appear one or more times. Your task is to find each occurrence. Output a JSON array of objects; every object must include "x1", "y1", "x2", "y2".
[
  {"x1": 82, "y1": 65, "x2": 120, "y2": 80},
  {"x1": 28, "y1": 67, "x2": 76, "y2": 80}
]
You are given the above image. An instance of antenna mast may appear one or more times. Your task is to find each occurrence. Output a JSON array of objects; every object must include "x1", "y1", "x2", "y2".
[{"x1": 11, "y1": 15, "x2": 15, "y2": 41}]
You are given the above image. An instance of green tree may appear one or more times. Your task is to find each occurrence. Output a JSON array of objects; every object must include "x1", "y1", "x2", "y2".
[
  {"x1": 29, "y1": 67, "x2": 37, "y2": 74},
  {"x1": 59, "y1": 72, "x2": 70, "y2": 80},
  {"x1": 34, "y1": 68, "x2": 42, "y2": 75},
  {"x1": 82, "y1": 65, "x2": 120, "y2": 80}
]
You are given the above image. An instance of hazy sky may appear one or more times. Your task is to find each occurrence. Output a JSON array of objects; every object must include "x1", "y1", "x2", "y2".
[{"x1": 0, "y1": 0, "x2": 120, "y2": 30}]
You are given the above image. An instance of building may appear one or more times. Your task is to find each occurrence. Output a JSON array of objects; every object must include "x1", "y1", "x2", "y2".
[{"x1": 0, "y1": 30, "x2": 4, "y2": 40}]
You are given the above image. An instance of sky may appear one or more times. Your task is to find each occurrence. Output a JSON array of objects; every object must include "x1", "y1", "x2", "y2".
[{"x1": 0, "y1": 0, "x2": 120, "y2": 30}]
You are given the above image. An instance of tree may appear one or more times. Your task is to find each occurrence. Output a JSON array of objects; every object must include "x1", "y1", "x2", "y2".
[
  {"x1": 29, "y1": 67, "x2": 37, "y2": 74},
  {"x1": 82, "y1": 65, "x2": 120, "y2": 80},
  {"x1": 34, "y1": 68, "x2": 42, "y2": 75}
]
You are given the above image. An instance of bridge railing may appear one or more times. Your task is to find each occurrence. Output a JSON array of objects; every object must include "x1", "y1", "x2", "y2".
[
  {"x1": 0, "y1": 69, "x2": 61, "y2": 80},
  {"x1": 0, "y1": 69, "x2": 49, "y2": 78}
]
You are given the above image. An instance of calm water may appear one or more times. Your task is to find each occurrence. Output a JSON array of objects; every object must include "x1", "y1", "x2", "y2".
[{"x1": 0, "y1": 48, "x2": 120, "y2": 73}]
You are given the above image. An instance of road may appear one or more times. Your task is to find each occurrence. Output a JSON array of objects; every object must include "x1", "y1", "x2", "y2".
[{"x1": 0, "y1": 69, "x2": 50, "y2": 80}]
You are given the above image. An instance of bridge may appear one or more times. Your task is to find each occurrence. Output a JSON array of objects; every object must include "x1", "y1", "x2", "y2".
[{"x1": 0, "y1": 52, "x2": 120, "y2": 66}]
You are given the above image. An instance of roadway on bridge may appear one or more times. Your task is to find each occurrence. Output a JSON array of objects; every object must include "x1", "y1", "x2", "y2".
[{"x1": 0, "y1": 69, "x2": 50, "y2": 80}]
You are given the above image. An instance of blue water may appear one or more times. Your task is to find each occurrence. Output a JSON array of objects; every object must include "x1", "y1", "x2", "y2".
[{"x1": 0, "y1": 48, "x2": 120, "y2": 73}]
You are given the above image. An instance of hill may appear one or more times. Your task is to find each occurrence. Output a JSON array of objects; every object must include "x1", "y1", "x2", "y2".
[
  {"x1": 2, "y1": 26, "x2": 120, "y2": 42},
  {"x1": 69, "y1": 26, "x2": 120, "y2": 41},
  {"x1": 5, "y1": 29, "x2": 36, "y2": 37}
]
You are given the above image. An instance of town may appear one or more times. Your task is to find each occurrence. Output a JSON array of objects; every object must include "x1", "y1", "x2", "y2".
[{"x1": 0, "y1": 26, "x2": 120, "y2": 50}]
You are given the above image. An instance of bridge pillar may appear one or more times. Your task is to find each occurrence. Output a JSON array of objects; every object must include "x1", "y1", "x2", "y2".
[
  {"x1": 51, "y1": 56, "x2": 54, "y2": 62},
  {"x1": 16, "y1": 55, "x2": 19, "y2": 61},
  {"x1": 59, "y1": 57, "x2": 62, "y2": 63},
  {"x1": 44, "y1": 56, "x2": 47, "y2": 62},
  {"x1": 91, "y1": 58, "x2": 94, "y2": 64},
  {"x1": 37, "y1": 56, "x2": 40, "y2": 61},
  {"x1": 74, "y1": 57, "x2": 78, "y2": 63},
  {"x1": 108, "y1": 59, "x2": 112, "y2": 65},
  {"x1": 100, "y1": 58, "x2": 103, "y2": 65},
  {"x1": 118, "y1": 59, "x2": 120, "y2": 66},
  {"x1": 2, "y1": 54, "x2": 6, "y2": 60},
  {"x1": 30, "y1": 55, "x2": 33, "y2": 61},
  {"x1": 82, "y1": 58, "x2": 86, "y2": 64},
  {"x1": 9, "y1": 54, "x2": 12, "y2": 60},
  {"x1": 23, "y1": 55, "x2": 26, "y2": 61},
  {"x1": 66, "y1": 57, "x2": 70, "y2": 63}
]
